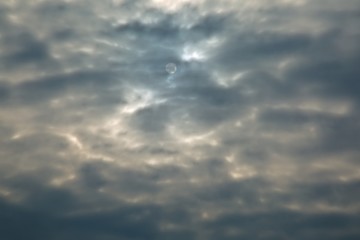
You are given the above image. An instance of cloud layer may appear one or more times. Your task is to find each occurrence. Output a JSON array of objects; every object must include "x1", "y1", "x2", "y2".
[{"x1": 0, "y1": 0, "x2": 359, "y2": 239}]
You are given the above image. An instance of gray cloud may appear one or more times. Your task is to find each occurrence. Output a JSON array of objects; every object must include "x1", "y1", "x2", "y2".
[{"x1": 0, "y1": 0, "x2": 359, "y2": 239}]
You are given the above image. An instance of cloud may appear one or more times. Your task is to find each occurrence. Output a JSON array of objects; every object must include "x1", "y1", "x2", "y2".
[{"x1": 0, "y1": 0, "x2": 359, "y2": 239}]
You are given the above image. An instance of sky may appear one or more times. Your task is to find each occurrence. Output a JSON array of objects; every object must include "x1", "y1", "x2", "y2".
[{"x1": 0, "y1": 0, "x2": 360, "y2": 239}]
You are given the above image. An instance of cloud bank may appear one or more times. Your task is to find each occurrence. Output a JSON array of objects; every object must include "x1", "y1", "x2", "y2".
[{"x1": 0, "y1": 0, "x2": 359, "y2": 239}]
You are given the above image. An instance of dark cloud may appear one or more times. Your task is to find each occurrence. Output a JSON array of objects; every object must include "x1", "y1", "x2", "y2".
[
  {"x1": 1, "y1": 194, "x2": 359, "y2": 240},
  {"x1": 212, "y1": 31, "x2": 313, "y2": 71},
  {"x1": 114, "y1": 10, "x2": 229, "y2": 44},
  {"x1": 15, "y1": 70, "x2": 121, "y2": 104},
  {"x1": 203, "y1": 211, "x2": 360, "y2": 240},
  {"x1": 4, "y1": 34, "x2": 50, "y2": 65}
]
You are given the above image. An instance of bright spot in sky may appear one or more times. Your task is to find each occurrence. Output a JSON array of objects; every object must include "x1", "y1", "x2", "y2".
[
  {"x1": 182, "y1": 47, "x2": 205, "y2": 61},
  {"x1": 166, "y1": 63, "x2": 177, "y2": 74}
]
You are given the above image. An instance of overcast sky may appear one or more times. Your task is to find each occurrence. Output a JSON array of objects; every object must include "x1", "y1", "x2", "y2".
[{"x1": 0, "y1": 0, "x2": 360, "y2": 239}]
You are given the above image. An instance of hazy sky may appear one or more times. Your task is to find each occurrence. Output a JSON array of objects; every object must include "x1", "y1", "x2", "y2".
[{"x1": 0, "y1": 0, "x2": 360, "y2": 239}]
